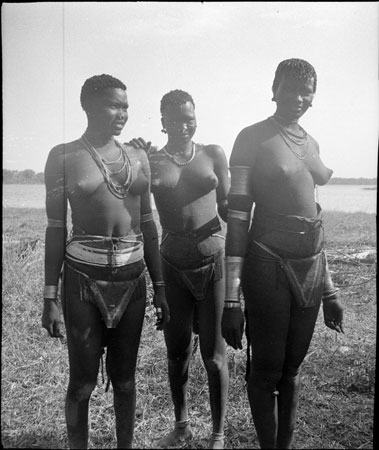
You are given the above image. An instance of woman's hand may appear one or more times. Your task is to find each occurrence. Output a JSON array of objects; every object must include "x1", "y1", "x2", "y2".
[
  {"x1": 41, "y1": 299, "x2": 64, "y2": 338},
  {"x1": 126, "y1": 137, "x2": 158, "y2": 155},
  {"x1": 153, "y1": 290, "x2": 170, "y2": 331},
  {"x1": 221, "y1": 307, "x2": 244, "y2": 349},
  {"x1": 323, "y1": 298, "x2": 344, "y2": 333}
]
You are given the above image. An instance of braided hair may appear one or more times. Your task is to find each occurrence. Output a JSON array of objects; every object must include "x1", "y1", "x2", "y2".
[
  {"x1": 160, "y1": 89, "x2": 195, "y2": 114},
  {"x1": 80, "y1": 74, "x2": 126, "y2": 112},
  {"x1": 272, "y1": 59, "x2": 317, "y2": 94}
]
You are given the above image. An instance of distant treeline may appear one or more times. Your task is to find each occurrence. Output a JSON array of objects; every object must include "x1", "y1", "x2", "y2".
[
  {"x1": 328, "y1": 177, "x2": 377, "y2": 185},
  {"x1": 3, "y1": 169, "x2": 44, "y2": 184},
  {"x1": 2, "y1": 169, "x2": 377, "y2": 186}
]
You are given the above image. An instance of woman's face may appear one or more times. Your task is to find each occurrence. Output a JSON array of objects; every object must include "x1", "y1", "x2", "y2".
[
  {"x1": 273, "y1": 75, "x2": 315, "y2": 121},
  {"x1": 161, "y1": 101, "x2": 197, "y2": 144},
  {"x1": 87, "y1": 87, "x2": 129, "y2": 136}
]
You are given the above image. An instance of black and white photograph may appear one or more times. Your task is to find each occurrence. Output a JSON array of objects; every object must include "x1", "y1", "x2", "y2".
[{"x1": 2, "y1": 2, "x2": 377, "y2": 449}]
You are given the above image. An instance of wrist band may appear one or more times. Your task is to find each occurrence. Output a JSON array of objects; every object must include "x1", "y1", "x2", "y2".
[
  {"x1": 228, "y1": 209, "x2": 251, "y2": 221},
  {"x1": 43, "y1": 285, "x2": 58, "y2": 299},
  {"x1": 224, "y1": 302, "x2": 241, "y2": 308},
  {"x1": 153, "y1": 281, "x2": 165, "y2": 287},
  {"x1": 322, "y1": 288, "x2": 339, "y2": 301},
  {"x1": 141, "y1": 212, "x2": 154, "y2": 223}
]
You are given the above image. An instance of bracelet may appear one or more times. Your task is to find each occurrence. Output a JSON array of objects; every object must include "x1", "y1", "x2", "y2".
[
  {"x1": 153, "y1": 281, "x2": 165, "y2": 287},
  {"x1": 224, "y1": 302, "x2": 241, "y2": 308},
  {"x1": 322, "y1": 288, "x2": 339, "y2": 301},
  {"x1": 43, "y1": 285, "x2": 58, "y2": 299}
]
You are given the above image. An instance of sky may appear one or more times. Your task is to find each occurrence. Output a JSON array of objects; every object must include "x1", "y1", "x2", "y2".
[{"x1": 2, "y1": 2, "x2": 378, "y2": 178}]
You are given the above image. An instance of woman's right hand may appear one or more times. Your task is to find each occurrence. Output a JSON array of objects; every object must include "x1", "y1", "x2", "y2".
[
  {"x1": 42, "y1": 299, "x2": 64, "y2": 338},
  {"x1": 221, "y1": 307, "x2": 244, "y2": 350}
]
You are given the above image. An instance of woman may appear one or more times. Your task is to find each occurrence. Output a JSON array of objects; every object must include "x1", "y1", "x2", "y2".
[
  {"x1": 221, "y1": 59, "x2": 344, "y2": 449},
  {"x1": 130, "y1": 89, "x2": 229, "y2": 449},
  {"x1": 41, "y1": 74, "x2": 169, "y2": 449}
]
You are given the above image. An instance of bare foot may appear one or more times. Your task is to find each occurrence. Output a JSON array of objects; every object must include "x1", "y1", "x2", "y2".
[{"x1": 155, "y1": 424, "x2": 193, "y2": 448}]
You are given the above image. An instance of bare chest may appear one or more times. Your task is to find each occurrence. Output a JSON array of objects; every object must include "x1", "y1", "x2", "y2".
[
  {"x1": 64, "y1": 149, "x2": 148, "y2": 199},
  {"x1": 150, "y1": 154, "x2": 218, "y2": 195}
]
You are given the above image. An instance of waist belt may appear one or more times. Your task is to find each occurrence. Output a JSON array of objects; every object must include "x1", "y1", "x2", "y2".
[
  {"x1": 66, "y1": 239, "x2": 144, "y2": 267},
  {"x1": 162, "y1": 216, "x2": 222, "y2": 240}
]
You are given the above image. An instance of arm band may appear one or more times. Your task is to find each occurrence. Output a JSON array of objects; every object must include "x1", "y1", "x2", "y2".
[
  {"x1": 141, "y1": 212, "x2": 154, "y2": 223},
  {"x1": 225, "y1": 256, "x2": 244, "y2": 304},
  {"x1": 229, "y1": 166, "x2": 251, "y2": 196},
  {"x1": 43, "y1": 285, "x2": 58, "y2": 299},
  {"x1": 47, "y1": 218, "x2": 66, "y2": 228},
  {"x1": 227, "y1": 209, "x2": 251, "y2": 222}
]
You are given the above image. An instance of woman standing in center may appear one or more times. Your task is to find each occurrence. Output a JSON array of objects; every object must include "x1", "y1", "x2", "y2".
[{"x1": 133, "y1": 89, "x2": 229, "y2": 448}]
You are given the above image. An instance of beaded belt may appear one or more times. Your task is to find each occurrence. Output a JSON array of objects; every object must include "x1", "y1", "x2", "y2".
[{"x1": 66, "y1": 237, "x2": 144, "y2": 267}]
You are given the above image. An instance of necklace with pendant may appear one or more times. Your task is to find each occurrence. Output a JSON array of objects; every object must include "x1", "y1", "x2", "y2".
[
  {"x1": 163, "y1": 142, "x2": 196, "y2": 166},
  {"x1": 80, "y1": 135, "x2": 133, "y2": 198},
  {"x1": 270, "y1": 116, "x2": 309, "y2": 160}
]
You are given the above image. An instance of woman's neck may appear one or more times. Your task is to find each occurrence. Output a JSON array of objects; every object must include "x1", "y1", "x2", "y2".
[
  {"x1": 165, "y1": 139, "x2": 193, "y2": 155},
  {"x1": 83, "y1": 128, "x2": 114, "y2": 147},
  {"x1": 273, "y1": 112, "x2": 299, "y2": 127}
]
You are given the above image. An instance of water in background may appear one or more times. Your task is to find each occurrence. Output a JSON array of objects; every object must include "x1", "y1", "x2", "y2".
[{"x1": 3, "y1": 183, "x2": 377, "y2": 214}]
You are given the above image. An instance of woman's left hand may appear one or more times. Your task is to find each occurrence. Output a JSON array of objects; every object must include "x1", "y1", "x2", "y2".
[
  {"x1": 323, "y1": 298, "x2": 344, "y2": 333},
  {"x1": 126, "y1": 137, "x2": 157, "y2": 154},
  {"x1": 153, "y1": 290, "x2": 170, "y2": 331}
]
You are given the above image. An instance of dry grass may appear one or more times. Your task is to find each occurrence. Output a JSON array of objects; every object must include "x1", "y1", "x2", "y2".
[{"x1": 2, "y1": 208, "x2": 376, "y2": 449}]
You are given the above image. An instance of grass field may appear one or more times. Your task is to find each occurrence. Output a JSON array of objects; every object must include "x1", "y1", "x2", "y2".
[{"x1": 2, "y1": 208, "x2": 376, "y2": 449}]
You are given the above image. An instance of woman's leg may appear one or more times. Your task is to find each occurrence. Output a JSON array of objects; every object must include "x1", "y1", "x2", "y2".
[
  {"x1": 156, "y1": 276, "x2": 195, "y2": 447},
  {"x1": 243, "y1": 259, "x2": 291, "y2": 449},
  {"x1": 63, "y1": 268, "x2": 104, "y2": 449},
  {"x1": 106, "y1": 278, "x2": 147, "y2": 449},
  {"x1": 276, "y1": 302, "x2": 321, "y2": 449},
  {"x1": 197, "y1": 274, "x2": 229, "y2": 449}
]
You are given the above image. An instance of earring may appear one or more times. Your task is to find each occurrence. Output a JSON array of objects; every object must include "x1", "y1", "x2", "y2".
[
  {"x1": 271, "y1": 97, "x2": 276, "y2": 102},
  {"x1": 161, "y1": 128, "x2": 167, "y2": 134}
]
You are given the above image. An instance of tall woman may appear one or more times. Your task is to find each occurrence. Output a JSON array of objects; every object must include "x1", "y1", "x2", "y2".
[
  {"x1": 222, "y1": 59, "x2": 344, "y2": 449},
  {"x1": 42, "y1": 74, "x2": 169, "y2": 449},
  {"x1": 131, "y1": 89, "x2": 229, "y2": 449}
]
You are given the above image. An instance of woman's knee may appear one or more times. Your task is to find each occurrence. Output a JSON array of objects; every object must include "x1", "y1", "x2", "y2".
[
  {"x1": 248, "y1": 367, "x2": 283, "y2": 393},
  {"x1": 202, "y1": 352, "x2": 227, "y2": 375},
  {"x1": 167, "y1": 347, "x2": 192, "y2": 366},
  {"x1": 68, "y1": 380, "x2": 97, "y2": 400},
  {"x1": 111, "y1": 377, "x2": 136, "y2": 394}
]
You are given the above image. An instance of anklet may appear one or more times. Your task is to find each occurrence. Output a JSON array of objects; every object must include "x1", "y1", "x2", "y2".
[
  {"x1": 211, "y1": 432, "x2": 225, "y2": 442},
  {"x1": 211, "y1": 432, "x2": 225, "y2": 441},
  {"x1": 175, "y1": 419, "x2": 190, "y2": 429}
]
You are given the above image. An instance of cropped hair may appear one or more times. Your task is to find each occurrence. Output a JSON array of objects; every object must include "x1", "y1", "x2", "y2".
[
  {"x1": 80, "y1": 74, "x2": 126, "y2": 111},
  {"x1": 160, "y1": 89, "x2": 195, "y2": 114},
  {"x1": 272, "y1": 59, "x2": 317, "y2": 94}
]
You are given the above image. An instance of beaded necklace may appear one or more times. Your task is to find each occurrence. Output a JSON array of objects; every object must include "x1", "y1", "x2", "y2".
[
  {"x1": 270, "y1": 116, "x2": 309, "y2": 160},
  {"x1": 163, "y1": 142, "x2": 196, "y2": 166},
  {"x1": 80, "y1": 135, "x2": 133, "y2": 199}
]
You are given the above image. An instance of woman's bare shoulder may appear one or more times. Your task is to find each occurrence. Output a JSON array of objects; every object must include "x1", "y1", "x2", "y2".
[
  {"x1": 49, "y1": 140, "x2": 82, "y2": 159},
  {"x1": 201, "y1": 143, "x2": 226, "y2": 159}
]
